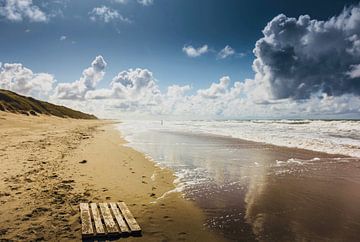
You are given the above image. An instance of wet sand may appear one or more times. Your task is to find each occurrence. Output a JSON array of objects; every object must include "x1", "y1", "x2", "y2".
[
  {"x1": 122, "y1": 129, "x2": 360, "y2": 241},
  {"x1": 0, "y1": 112, "x2": 221, "y2": 241}
]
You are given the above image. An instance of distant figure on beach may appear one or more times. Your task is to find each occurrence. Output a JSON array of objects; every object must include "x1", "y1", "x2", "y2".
[{"x1": 161, "y1": 120, "x2": 164, "y2": 126}]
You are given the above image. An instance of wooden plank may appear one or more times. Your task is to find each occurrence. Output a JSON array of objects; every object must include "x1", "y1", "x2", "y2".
[
  {"x1": 117, "y1": 202, "x2": 141, "y2": 234},
  {"x1": 90, "y1": 203, "x2": 106, "y2": 236},
  {"x1": 99, "y1": 203, "x2": 119, "y2": 235},
  {"x1": 109, "y1": 202, "x2": 130, "y2": 234},
  {"x1": 80, "y1": 203, "x2": 94, "y2": 238}
]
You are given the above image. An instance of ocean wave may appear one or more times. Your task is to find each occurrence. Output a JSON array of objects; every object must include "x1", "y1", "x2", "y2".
[{"x1": 117, "y1": 119, "x2": 360, "y2": 158}]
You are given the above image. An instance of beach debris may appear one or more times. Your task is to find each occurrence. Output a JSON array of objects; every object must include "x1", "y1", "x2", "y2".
[
  {"x1": 79, "y1": 160, "x2": 87, "y2": 164},
  {"x1": 80, "y1": 202, "x2": 141, "y2": 238}
]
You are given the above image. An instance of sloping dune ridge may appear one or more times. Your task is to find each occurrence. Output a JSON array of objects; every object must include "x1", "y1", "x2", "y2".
[{"x1": 0, "y1": 89, "x2": 97, "y2": 119}]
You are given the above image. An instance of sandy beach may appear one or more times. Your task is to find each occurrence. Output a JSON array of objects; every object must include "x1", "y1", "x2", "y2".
[
  {"x1": 2, "y1": 112, "x2": 360, "y2": 242},
  {"x1": 1, "y1": 0, "x2": 359, "y2": 240},
  {"x1": 0, "y1": 112, "x2": 221, "y2": 241}
]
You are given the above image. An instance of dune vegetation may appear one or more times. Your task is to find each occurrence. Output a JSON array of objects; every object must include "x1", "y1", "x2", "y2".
[{"x1": 0, "y1": 89, "x2": 97, "y2": 119}]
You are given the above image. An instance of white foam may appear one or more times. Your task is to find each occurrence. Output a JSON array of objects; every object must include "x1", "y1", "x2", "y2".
[
  {"x1": 274, "y1": 158, "x2": 311, "y2": 167},
  {"x1": 150, "y1": 187, "x2": 184, "y2": 203},
  {"x1": 117, "y1": 120, "x2": 360, "y2": 158}
]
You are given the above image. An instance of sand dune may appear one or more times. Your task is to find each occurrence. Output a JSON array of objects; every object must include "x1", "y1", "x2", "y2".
[{"x1": 0, "y1": 112, "x2": 221, "y2": 241}]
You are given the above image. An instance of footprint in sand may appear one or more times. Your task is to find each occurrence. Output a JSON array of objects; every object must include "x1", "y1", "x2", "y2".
[
  {"x1": 0, "y1": 192, "x2": 11, "y2": 197},
  {"x1": 25, "y1": 207, "x2": 50, "y2": 218}
]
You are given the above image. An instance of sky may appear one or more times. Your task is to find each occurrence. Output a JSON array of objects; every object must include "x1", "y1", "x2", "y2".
[{"x1": 1, "y1": 0, "x2": 360, "y2": 119}]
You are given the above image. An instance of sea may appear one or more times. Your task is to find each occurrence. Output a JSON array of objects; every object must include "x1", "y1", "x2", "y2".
[{"x1": 117, "y1": 120, "x2": 360, "y2": 241}]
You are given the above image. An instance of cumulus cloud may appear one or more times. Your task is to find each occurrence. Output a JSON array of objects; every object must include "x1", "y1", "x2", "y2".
[
  {"x1": 0, "y1": 0, "x2": 48, "y2": 22},
  {"x1": 198, "y1": 76, "x2": 230, "y2": 99},
  {"x1": 3, "y1": 3, "x2": 360, "y2": 119},
  {"x1": 347, "y1": 64, "x2": 360, "y2": 78},
  {"x1": 217, "y1": 45, "x2": 235, "y2": 59},
  {"x1": 54, "y1": 55, "x2": 107, "y2": 100},
  {"x1": 85, "y1": 68, "x2": 162, "y2": 114},
  {"x1": 1, "y1": 57, "x2": 360, "y2": 119},
  {"x1": 110, "y1": 68, "x2": 159, "y2": 98},
  {"x1": 89, "y1": 6, "x2": 130, "y2": 23},
  {"x1": 60, "y1": 35, "x2": 66, "y2": 41},
  {"x1": 182, "y1": 44, "x2": 209, "y2": 58},
  {"x1": 253, "y1": 4, "x2": 360, "y2": 100},
  {"x1": 0, "y1": 62, "x2": 55, "y2": 97},
  {"x1": 167, "y1": 84, "x2": 191, "y2": 98}
]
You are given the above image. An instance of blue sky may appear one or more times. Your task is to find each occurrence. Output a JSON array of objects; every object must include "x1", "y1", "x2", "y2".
[
  {"x1": 1, "y1": 0, "x2": 356, "y2": 90},
  {"x1": 1, "y1": 0, "x2": 360, "y2": 119}
]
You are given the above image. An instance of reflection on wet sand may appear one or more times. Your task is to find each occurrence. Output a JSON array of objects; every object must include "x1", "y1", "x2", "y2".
[
  {"x1": 245, "y1": 157, "x2": 360, "y2": 241},
  {"x1": 127, "y1": 130, "x2": 360, "y2": 241}
]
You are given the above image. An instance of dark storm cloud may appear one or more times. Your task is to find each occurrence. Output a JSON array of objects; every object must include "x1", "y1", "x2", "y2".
[{"x1": 253, "y1": 4, "x2": 360, "y2": 99}]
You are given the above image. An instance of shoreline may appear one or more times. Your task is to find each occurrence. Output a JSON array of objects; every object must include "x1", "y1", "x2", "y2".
[
  {"x1": 118, "y1": 120, "x2": 360, "y2": 158},
  {"x1": 2, "y1": 112, "x2": 358, "y2": 241},
  {"x1": 0, "y1": 112, "x2": 222, "y2": 241},
  {"x1": 115, "y1": 125, "x2": 360, "y2": 241}
]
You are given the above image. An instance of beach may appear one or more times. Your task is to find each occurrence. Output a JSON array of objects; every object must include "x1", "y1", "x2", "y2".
[
  {"x1": 1, "y1": 0, "x2": 359, "y2": 240},
  {"x1": 2, "y1": 113, "x2": 360, "y2": 241},
  {"x1": 0, "y1": 112, "x2": 221, "y2": 241}
]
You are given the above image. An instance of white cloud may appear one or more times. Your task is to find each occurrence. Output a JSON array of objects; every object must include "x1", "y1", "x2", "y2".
[
  {"x1": 137, "y1": 0, "x2": 154, "y2": 6},
  {"x1": 0, "y1": 0, "x2": 48, "y2": 22},
  {"x1": 85, "y1": 68, "x2": 162, "y2": 113},
  {"x1": 0, "y1": 62, "x2": 55, "y2": 97},
  {"x1": 2, "y1": 43, "x2": 360, "y2": 120},
  {"x1": 54, "y1": 55, "x2": 107, "y2": 100},
  {"x1": 60, "y1": 35, "x2": 67, "y2": 41},
  {"x1": 347, "y1": 64, "x2": 360, "y2": 78},
  {"x1": 182, "y1": 44, "x2": 209, "y2": 58},
  {"x1": 197, "y1": 76, "x2": 230, "y2": 99},
  {"x1": 112, "y1": 0, "x2": 128, "y2": 4},
  {"x1": 110, "y1": 68, "x2": 159, "y2": 98},
  {"x1": 89, "y1": 6, "x2": 130, "y2": 23},
  {"x1": 112, "y1": 0, "x2": 153, "y2": 6},
  {"x1": 167, "y1": 84, "x2": 191, "y2": 98},
  {"x1": 217, "y1": 45, "x2": 235, "y2": 59}
]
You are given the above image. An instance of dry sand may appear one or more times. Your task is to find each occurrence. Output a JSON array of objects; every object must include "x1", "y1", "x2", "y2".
[{"x1": 0, "y1": 112, "x2": 222, "y2": 241}]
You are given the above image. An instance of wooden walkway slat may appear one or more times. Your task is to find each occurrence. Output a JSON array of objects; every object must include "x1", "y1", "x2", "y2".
[
  {"x1": 99, "y1": 203, "x2": 119, "y2": 234},
  {"x1": 90, "y1": 203, "x2": 106, "y2": 236},
  {"x1": 80, "y1": 203, "x2": 94, "y2": 238},
  {"x1": 109, "y1": 202, "x2": 130, "y2": 234},
  {"x1": 117, "y1": 202, "x2": 142, "y2": 234}
]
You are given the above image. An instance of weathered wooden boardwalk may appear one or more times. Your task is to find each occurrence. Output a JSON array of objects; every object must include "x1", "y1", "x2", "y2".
[{"x1": 80, "y1": 202, "x2": 141, "y2": 238}]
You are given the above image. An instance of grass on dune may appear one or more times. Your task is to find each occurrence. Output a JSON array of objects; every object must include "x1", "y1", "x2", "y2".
[{"x1": 0, "y1": 89, "x2": 97, "y2": 120}]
